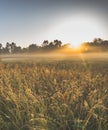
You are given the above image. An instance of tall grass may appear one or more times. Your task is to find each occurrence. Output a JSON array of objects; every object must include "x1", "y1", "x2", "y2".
[{"x1": 0, "y1": 60, "x2": 108, "y2": 130}]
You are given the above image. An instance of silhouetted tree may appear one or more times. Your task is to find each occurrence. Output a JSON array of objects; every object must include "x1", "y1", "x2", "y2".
[
  {"x1": 42, "y1": 40, "x2": 49, "y2": 47},
  {"x1": 0, "y1": 43, "x2": 2, "y2": 49},
  {"x1": 11, "y1": 42, "x2": 17, "y2": 53},
  {"x1": 0, "y1": 43, "x2": 2, "y2": 53},
  {"x1": 22, "y1": 48, "x2": 28, "y2": 53},
  {"x1": 49, "y1": 42, "x2": 54, "y2": 49},
  {"x1": 14, "y1": 46, "x2": 22, "y2": 53},
  {"x1": 54, "y1": 40, "x2": 62, "y2": 49},
  {"x1": 93, "y1": 38, "x2": 103, "y2": 44},
  {"x1": 28, "y1": 44, "x2": 39, "y2": 52},
  {"x1": 6, "y1": 42, "x2": 11, "y2": 53}
]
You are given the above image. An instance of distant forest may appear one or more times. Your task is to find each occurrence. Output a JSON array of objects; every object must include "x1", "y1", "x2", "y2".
[{"x1": 0, "y1": 38, "x2": 108, "y2": 54}]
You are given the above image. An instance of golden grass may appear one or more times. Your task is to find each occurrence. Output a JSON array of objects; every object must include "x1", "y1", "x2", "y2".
[{"x1": 0, "y1": 58, "x2": 108, "y2": 130}]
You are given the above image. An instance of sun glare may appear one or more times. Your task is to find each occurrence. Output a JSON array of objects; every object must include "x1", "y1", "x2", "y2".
[{"x1": 47, "y1": 15, "x2": 105, "y2": 48}]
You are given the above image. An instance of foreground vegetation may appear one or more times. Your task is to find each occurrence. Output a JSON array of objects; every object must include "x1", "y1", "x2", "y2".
[{"x1": 0, "y1": 57, "x2": 108, "y2": 130}]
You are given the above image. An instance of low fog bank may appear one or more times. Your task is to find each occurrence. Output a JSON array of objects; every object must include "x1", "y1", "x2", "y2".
[{"x1": 0, "y1": 52, "x2": 108, "y2": 62}]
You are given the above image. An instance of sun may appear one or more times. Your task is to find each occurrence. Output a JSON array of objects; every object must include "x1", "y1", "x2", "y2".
[{"x1": 47, "y1": 15, "x2": 105, "y2": 48}]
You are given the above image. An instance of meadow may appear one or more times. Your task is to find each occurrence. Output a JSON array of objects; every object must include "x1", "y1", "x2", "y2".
[{"x1": 0, "y1": 53, "x2": 108, "y2": 130}]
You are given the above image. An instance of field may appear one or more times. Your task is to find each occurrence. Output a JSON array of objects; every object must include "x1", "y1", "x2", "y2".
[{"x1": 0, "y1": 53, "x2": 108, "y2": 130}]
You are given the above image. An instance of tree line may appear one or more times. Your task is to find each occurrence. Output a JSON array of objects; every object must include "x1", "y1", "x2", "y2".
[
  {"x1": 0, "y1": 38, "x2": 108, "y2": 54},
  {"x1": 0, "y1": 40, "x2": 69, "y2": 54},
  {"x1": 81, "y1": 38, "x2": 108, "y2": 52}
]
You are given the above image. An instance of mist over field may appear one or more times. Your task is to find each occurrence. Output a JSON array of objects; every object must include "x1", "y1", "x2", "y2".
[{"x1": 0, "y1": 52, "x2": 108, "y2": 62}]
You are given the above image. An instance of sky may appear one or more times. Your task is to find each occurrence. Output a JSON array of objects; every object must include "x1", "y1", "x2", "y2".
[{"x1": 0, "y1": 0, "x2": 108, "y2": 47}]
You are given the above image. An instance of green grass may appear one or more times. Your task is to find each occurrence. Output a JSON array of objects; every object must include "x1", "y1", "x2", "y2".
[{"x1": 0, "y1": 55, "x2": 108, "y2": 130}]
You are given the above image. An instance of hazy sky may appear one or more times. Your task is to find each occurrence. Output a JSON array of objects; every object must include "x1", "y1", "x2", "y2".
[{"x1": 0, "y1": 0, "x2": 108, "y2": 47}]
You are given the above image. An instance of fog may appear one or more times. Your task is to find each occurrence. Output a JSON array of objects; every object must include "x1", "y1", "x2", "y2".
[{"x1": 1, "y1": 52, "x2": 108, "y2": 62}]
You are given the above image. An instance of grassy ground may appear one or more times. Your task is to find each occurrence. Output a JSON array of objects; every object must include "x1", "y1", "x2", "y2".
[{"x1": 0, "y1": 53, "x2": 108, "y2": 130}]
